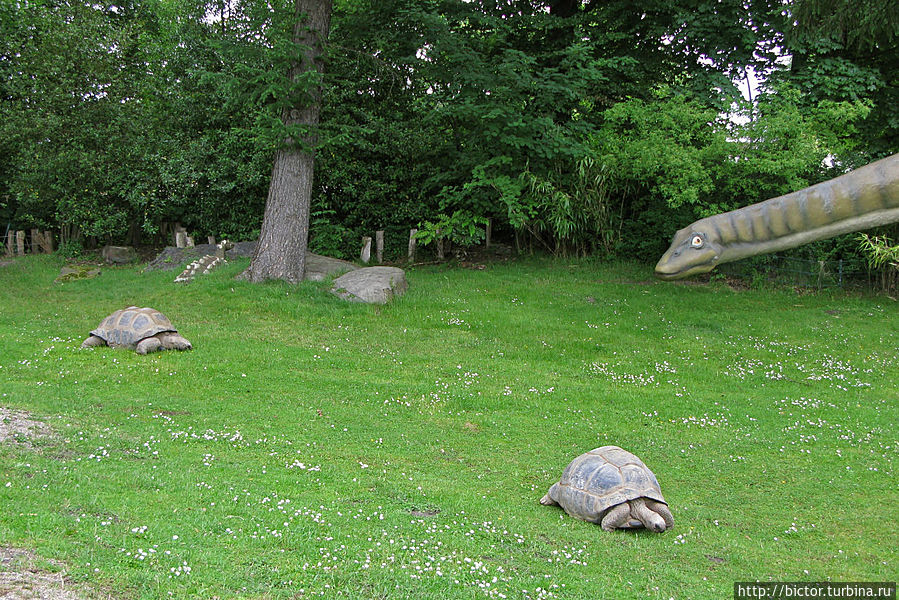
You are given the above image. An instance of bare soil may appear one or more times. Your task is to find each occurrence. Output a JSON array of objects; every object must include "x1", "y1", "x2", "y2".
[
  {"x1": 1, "y1": 409, "x2": 105, "y2": 599},
  {"x1": 0, "y1": 408, "x2": 57, "y2": 449},
  {"x1": 0, "y1": 547, "x2": 88, "y2": 600}
]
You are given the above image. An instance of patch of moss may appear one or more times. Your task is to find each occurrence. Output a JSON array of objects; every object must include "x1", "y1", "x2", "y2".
[{"x1": 54, "y1": 264, "x2": 101, "y2": 283}]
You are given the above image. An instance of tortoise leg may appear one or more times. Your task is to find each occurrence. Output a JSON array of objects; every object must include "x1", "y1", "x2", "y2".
[
  {"x1": 600, "y1": 503, "x2": 631, "y2": 531},
  {"x1": 157, "y1": 332, "x2": 192, "y2": 351},
  {"x1": 539, "y1": 483, "x2": 560, "y2": 506},
  {"x1": 136, "y1": 337, "x2": 163, "y2": 355},
  {"x1": 81, "y1": 335, "x2": 107, "y2": 349},
  {"x1": 629, "y1": 498, "x2": 667, "y2": 532},
  {"x1": 645, "y1": 500, "x2": 674, "y2": 530}
]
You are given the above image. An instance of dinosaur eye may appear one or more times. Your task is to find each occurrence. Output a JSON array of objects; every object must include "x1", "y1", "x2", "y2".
[{"x1": 691, "y1": 235, "x2": 704, "y2": 248}]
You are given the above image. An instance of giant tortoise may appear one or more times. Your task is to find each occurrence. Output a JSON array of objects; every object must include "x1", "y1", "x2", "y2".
[
  {"x1": 540, "y1": 445, "x2": 674, "y2": 532},
  {"x1": 81, "y1": 306, "x2": 192, "y2": 355}
]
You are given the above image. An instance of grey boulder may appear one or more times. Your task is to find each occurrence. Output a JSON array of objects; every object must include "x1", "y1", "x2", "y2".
[
  {"x1": 331, "y1": 267, "x2": 407, "y2": 304},
  {"x1": 101, "y1": 245, "x2": 138, "y2": 264},
  {"x1": 305, "y1": 253, "x2": 358, "y2": 281}
]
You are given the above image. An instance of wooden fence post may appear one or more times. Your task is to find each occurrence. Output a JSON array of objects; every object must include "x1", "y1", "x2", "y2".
[
  {"x1": 408, "y1": 229, "x2": 417, "y2": 262},
  {"x1": 39, "y1": 231, "x2": 54, "y2": 253},
  {"x1": 435, "y1": 228, "x2": 445, "y2": 260},
  {"x1": 361, "y1": 236, "x2": 372, "y2": 263},
  {"x1": 485, "y1": 218, "x2": 492, "y2": 248},
  {"x1": 16, "y1": 231, "x2": 26, "y2": 256},
  {"x1": 174, "y1": 223, "x2": 187, "y2": 248},
  {"x1": 5, "y1": 231, "x2": 13, "y2": 256},
  {"x1": 375, "y1": 230, "x2": 384, "y2": 263}
]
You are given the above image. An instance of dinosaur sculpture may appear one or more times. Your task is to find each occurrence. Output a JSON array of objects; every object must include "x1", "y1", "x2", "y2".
[{"x1": 654, "y1": 153, "x2": 899, "y2": 280}]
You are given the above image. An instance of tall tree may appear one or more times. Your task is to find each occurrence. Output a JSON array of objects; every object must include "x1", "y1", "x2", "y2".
[
  {"x1": 240, "y1": 0, "x2": 333, "y2": 283},
  {"x1": 781, "y1": 0, "x2": 899, "y2": 159}
]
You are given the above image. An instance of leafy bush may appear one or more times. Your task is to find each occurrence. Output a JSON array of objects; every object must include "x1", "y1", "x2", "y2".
[
  {"x1": 416, "y1": 211, "x2": 489, "y2": 253},
  {"x1": 308, "y1": 208, "x2": 356, "y2": 260},
  {"x1": 858, "y1": 233, "x2": 899, "y2": 294}
]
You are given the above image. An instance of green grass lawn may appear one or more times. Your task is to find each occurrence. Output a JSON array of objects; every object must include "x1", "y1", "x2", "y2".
[{"x1": 0, "y1": 254, "x2": 896, "y2": 599}]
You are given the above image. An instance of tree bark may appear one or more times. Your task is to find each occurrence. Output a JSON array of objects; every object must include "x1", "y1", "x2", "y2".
[{"x1": 240, "y1": 0, "x2": 333, "y2": 284}]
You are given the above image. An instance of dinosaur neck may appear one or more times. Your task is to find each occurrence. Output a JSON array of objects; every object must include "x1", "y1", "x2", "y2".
[{"x1": 717, "y1": 206, "x2": 899, "y2": 263}]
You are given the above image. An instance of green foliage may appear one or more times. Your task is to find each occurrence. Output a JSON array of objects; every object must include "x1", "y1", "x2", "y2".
[
  {"x1": 780, "y1": 0, "x2": 899, "y2": 156},
  {"x1": 596, "y1": 90, "x2": 727, "y2": 211},
  {"x1": 792, "y1": 0, "x2": 899, "y2": 52},
  {"x1": 591, "y1": 90, "x2": 728, "y2": 258},
  {"x1": 0, "y1": 0, "x2": 895, "y2": 265},
  {"x1": 714, "y1": 84, "x2": 875, "y2": 252},
  {"x1": 587, "y1": 83, "x2": 882, "y2": 265},
  {"x1": 1, "y1": 0, "x2": 137, "y2": 239},
  {"x1": 713, "y1": 87, "x2": 829, "y2": 215},
  {"x1": 0, "y1": 0, "x2": 273, "y2": 245},
  {"x1": 212, "y1": 0, "x2": 328, "y2": 154},
  {"x1": 416, "y1": 210, "x2": 489, "y2": 249},
  {"x1": 308, "y1": 207, "x2": 356, "y2": 260},
  {"x1": 516, "y1": 156, "x2": 622, "y2": 256},
  {"x1": 858, "y1": 233, "x2": 899, "y2": 294}
]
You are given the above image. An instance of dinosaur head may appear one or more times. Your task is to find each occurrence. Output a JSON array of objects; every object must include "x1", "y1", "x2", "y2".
[{"x1": 654, "y1": 225, "x2": 722, "y2": 280}]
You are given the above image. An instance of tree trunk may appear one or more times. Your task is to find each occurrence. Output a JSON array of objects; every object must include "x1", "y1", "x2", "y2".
[{"x1": 239, "y1": 0, "x2": 333, "y2": 284}]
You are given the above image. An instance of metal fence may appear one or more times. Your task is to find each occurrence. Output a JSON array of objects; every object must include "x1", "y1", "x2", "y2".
[{"x1": 719, "y1": 255, "x2": 871, "y2": 290}]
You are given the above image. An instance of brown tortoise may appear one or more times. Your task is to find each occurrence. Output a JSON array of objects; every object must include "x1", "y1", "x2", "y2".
[
  {"x1": 81, "y1": 307, "x2": 192, "y2": 355},
  {"x1": 540, "y1": 445, "x2": 674, "y2": 532}
]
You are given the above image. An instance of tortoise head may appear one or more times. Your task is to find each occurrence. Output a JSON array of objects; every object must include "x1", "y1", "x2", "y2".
[
  {"x1": 640, "y1": 509, "x2": 666, "y2": 532},
  {"x1": 630, "y1": 498, "x2": 667, "y2": 532}
]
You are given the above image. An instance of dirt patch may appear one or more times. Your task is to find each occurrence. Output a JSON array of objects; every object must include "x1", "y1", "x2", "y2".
[
  {"x1": 0, "y1": 408, "x2": 57, "y2": 449},
  {"x1": 153, "y1": 410, "x2": 192, "y2": 417},
  {"x1": 1, "y1": 413, "x2": 110, "y2": 599},
  {"x1": 0, "y1": 547, "x2": 93, "y2": 600}
]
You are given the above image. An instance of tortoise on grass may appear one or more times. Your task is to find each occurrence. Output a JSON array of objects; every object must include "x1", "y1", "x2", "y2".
[
  {"x1": 540, "y1": 445, "x2": 674, "y2": 532},
  {"x1": 81, "y1": 306, "x2": 192, "y2": 355}
]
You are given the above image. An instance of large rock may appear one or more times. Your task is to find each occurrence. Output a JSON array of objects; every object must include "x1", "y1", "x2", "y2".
[
  {"x1": 331, "y1": 267, "x2": 408, "y2": 304},
  {"x1": 146, "y1": 242, "x2": 357, "y2": 281},
  {"x1": 101, "y1": 245, "x2": 137, "y2": 264},
  {"x1": 305, "y1": 253, "x2": 358, "y2": 281},
  {"x1": 145, "y1": 242, "x2": 253, "y2": 271}
]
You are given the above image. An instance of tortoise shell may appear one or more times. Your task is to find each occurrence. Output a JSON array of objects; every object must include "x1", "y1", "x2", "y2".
[
  {"x1": 553, "y1": 445, "x2": 666, "y2": 523},
  {"x1": 90, "y1": 306, "x2": 178, "y2": 349}
]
